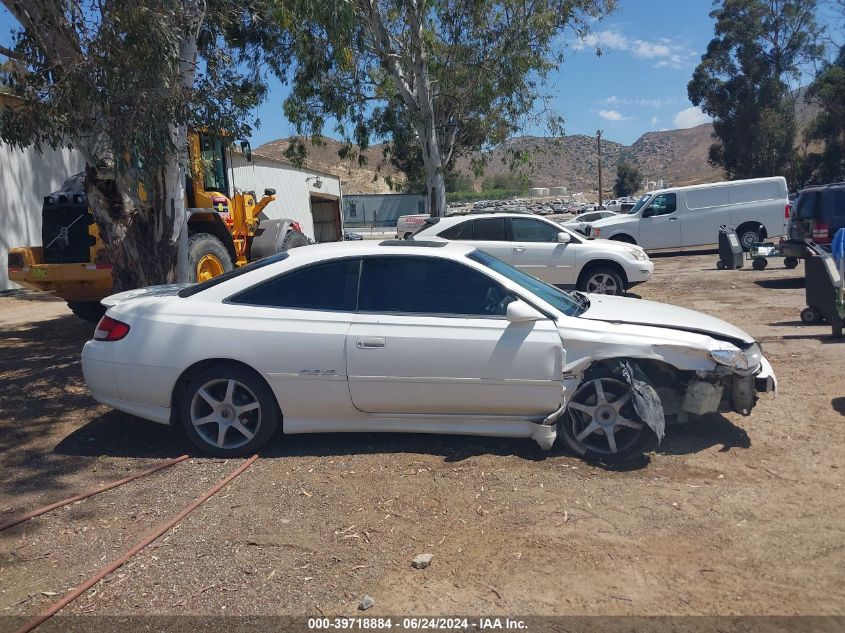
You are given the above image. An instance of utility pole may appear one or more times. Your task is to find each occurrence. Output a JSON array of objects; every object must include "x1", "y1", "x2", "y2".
[{"x1": 596, "y1": 129, "x2": 603, "y2": 207}]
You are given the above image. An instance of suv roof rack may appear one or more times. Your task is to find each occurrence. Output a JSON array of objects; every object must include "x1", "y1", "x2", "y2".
[{"x1": 378, "y1": 239, "x2": 447, "y2": 247}]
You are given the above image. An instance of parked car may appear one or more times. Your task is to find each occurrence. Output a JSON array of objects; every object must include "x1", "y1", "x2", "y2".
[
  {"x1": 587, "y1": 177, "x2": 789, "y2": 251},
  {"x1": 396, "y1": 214, "x2": 429, "y2": 239},
  {"x1": 787, "y1": 182, "x2": 845, "y2": 246},
  {"x1": 82, "y1": 240, "x2": 776, "y2": 462},
  {"x1": 560, "y1": 210, "x2": 618, "y2": 235},
  {"x1": 343, "y1": 230, "x2": 364, "y2": 241},
  {"x1": 411, "y1": 212, "x2": 653, "y2": 295}
]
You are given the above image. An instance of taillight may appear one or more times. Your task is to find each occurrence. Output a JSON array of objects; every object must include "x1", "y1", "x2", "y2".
[
  {"x1": 291, "y1": 221, "x2": 303, "y2": 233},
  {"x1": 94, "y1": 315, "x2": 130, "y2": 341},
  {"x1": 812, "y1": 221, "x2": 830, "y2": 243},
  {"x1": 592, "y1": 228, "x2": 600, "y2": 237},
  {"x1": 784, "y1": 204, "x2": 791, "y2": 219}
]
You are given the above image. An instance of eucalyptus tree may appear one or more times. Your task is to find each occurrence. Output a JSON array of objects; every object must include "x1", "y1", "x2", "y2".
[
  {"x1": 279, "y1": 0, "x2": 615, "y2": 216},
  {"x1": 0, "y1": 1, "x2": 286, "y2": 290}
]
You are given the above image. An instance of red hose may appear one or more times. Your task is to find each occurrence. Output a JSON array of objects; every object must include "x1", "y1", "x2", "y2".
[
  {"x1": 12, "y1": 454, "x2": 258, "y2": 633},
  {"x1": 0, "y1": 454, "x2": 190, "y2": 532}
]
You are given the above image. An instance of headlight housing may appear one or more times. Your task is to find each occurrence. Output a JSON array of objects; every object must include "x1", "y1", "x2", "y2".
[
  {"x1": 710, "y1": 342, "x2": 762, "y2": 371},
  {"x1": 624, "y1": 247, "x2": 648, "y2": 261}
]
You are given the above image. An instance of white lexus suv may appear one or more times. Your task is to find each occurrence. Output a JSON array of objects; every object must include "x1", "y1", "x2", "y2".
[{"x1": 412, "y1": 212, "x2": 653, "y2": 295}]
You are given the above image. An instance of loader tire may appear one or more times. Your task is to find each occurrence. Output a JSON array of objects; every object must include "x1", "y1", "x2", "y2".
[
  {"x1": 281, "y1": 230, "x2": 310, "y2": 250},
  {"x1": 189, "y1": 233, "x2": 233, "y2": 283},
  {"x1": 67, "y1": 301, "x2": 106, "y2": 323}
]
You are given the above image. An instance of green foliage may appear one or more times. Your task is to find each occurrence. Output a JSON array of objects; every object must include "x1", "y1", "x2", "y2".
[
  {"x1": 446, "y1": 188, "x2": 527, "y2": 203},
  {"x1": 277, "y1": 0, "x2": 615, "y2": 213},
  {"x1": 0, "y1": 0, "x2": 285, "y2": 184},
  {"x1": 802, "y1": 45, "x2": 845, "y2": 183},
  {"x1": 613, "y1": 161, "x2": 642, "y2": 197},
  {"x1": 688, "y1": 0, "x2": 824, "y2": 183},
  {"x1": 482, "y1": 172, "x2": 530, "y2": 192}
]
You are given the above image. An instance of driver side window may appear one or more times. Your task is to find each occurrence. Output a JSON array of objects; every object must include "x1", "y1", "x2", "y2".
[{"x1": 649, "y1": 193, "x2": 677, "y2": 216}]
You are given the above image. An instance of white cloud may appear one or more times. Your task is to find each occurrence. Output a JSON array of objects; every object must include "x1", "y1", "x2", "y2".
[
  {"x1": 673, "y1": 106, "x2": 711, "y2": 128},
  {"x1": 598, "y1": 109, "x2": 627, "y2": 121},
  {"x1": 650, "y1": 116, "x2": 659, "y2": 127},
  {"x1": 575, "y1": 29, "x2": 696, "y2": 70},
  {"x1": 602, "y1": 95, "x2": 680, "y2": 108}
]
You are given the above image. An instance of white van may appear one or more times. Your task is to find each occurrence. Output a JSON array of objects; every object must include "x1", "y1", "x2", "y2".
[
  {"x1": 587, "y1": 177, "x2": 789, "y2": 250},
  {"x1": 396, "y1": 213, "x2": 429, "y2": 239}
]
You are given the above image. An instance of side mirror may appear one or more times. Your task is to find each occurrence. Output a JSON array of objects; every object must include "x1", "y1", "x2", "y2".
[
  {"x1": 557, "y1": 231, "x2": 571, "y2": 243},
  {"x1": 264, "y1": 188, "x2": 276, "y2": 197},
  {"x1": 506, "y1": 300, "x2": 544, "y2": 323},
  {"x1": 240, "y1": 140, "x2": 252, "y2": 162},
  {"x1": 641, "y1": 208, "x2": 654, "y2": 218}
]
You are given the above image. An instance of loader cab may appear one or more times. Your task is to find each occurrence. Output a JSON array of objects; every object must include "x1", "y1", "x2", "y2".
[{"x1": 186, "y1": 132, "x2": 230, "y2": 209}]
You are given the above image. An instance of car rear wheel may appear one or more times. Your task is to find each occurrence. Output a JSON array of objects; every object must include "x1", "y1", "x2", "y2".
[
  {"x1": 578, "y1": 267, "x2": 625, "y2": 295},
  {"x1": 559, "y1": 377, "x2": 654, "y2": 462},
  {"x1": 180, "y1": 364, "x2": 280, "y2": 457}
]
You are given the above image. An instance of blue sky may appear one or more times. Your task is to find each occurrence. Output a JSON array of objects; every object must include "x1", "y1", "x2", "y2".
[{"x1": 1, "y1": 1, "x2": 838, "y2": 147}]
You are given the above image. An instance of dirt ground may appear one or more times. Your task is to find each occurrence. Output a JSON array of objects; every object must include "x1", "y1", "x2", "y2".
[{"x1": 0, "y1": 250, "x2": 843, "y2": 627}]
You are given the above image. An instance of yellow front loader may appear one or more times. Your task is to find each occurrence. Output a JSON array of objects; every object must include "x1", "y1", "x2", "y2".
[{"x1": 7, "y1": 132, "x2": 307, "y2": 321}]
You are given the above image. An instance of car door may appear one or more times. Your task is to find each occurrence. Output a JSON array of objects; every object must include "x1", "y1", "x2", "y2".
[
  {"x1": 509, "y1": 217, "x2": 577, "y2": 285},
  {"x1": 346, "y1": 255, "x2": 564, "y2": 417},
  {"x1": 638, "y1": 193, "x2": 681, "y2": 249}
]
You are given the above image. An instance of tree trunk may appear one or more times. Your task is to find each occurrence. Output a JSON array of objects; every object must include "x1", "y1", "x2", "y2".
[
  {"x1": 420, "y1": 131, "x2": 447, "y2": 218},
  {"x1": 85, "y1": 165, "x2": 180, "y2": 292}
]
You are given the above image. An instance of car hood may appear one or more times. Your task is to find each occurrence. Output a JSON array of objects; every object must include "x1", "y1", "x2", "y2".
[
  {"x1": 101, "y1": 283, "x2": 192, "y2": 307},
  {"x1": 579, "y1": 293, "x2": 755, "y2": 345}
]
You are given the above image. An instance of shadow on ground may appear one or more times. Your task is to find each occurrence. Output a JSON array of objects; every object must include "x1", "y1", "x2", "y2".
[
  {"x1": 755, "y1": 277, "x2": 805, "y2": 290},
  {"x1": 57, "y1": 410, "x2": 753, "y2": 474},
  {"x1": 0, "y1": 314, "x2": 104, "y2": 501}
]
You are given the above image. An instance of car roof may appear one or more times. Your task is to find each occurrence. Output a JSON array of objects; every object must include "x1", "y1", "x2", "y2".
[{"x1": 280, "y1": 239, "x2": 476, "y2": 260}]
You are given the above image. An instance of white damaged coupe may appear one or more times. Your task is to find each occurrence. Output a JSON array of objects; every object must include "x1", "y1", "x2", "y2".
[{"x1": 82, "y1": 240, "x2": 776, "y2": 462}]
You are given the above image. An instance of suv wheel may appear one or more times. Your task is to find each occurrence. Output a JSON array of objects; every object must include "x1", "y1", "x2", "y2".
[{"x1": 579, "y1": 267, "x2": 625, "y2": 295}]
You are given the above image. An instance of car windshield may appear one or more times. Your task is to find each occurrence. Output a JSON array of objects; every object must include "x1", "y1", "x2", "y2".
[
  {"x1": 468, "y1": 250, "x2": 583, "y2": 317},
  {"x1": 628, "y1": 194, "x2": 652, "y2": 214}
]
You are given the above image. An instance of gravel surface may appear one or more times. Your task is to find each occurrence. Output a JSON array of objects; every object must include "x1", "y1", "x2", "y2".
[{"x1": 0, "y1": 251, "x2": 843, "y2": 623}]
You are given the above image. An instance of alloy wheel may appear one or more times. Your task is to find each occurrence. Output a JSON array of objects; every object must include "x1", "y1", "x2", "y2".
[
  {"x1": 566, "y1": 378, "x2": 644, "y2": 455},
  {"x1": 585, "y1": 272, "x2": 619, "y2": 295},
  {"x1": 190, "y1": 378, "x2": 262, "y2": 450}
]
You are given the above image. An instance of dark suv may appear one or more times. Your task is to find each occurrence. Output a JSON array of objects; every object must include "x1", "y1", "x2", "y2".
[{"x1": 788, "y1": 183, "x2": 845, "y2": 245}]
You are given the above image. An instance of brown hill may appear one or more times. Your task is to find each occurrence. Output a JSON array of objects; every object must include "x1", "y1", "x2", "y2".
[{"x1": 257, "y1": 124, "x2": 725, "y2": 196}]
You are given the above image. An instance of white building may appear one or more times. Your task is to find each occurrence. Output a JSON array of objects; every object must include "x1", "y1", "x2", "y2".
[{"x1": 0, "y1": 139, "x2": 342, "y2": 291}]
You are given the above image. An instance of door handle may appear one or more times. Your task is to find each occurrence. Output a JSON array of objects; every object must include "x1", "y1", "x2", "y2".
[
  {"x1": 356, "y1": 337, "x2": 386, "y2": 349},
  {"x1": 669, "y1": 217, "x2": 678, "y2": 221},
  {"x1": 513, "y1": 246, "x2": 526, "y2": 252}
]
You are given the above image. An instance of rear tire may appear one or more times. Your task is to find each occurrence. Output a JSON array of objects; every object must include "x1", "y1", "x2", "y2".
[
  {"x1": 716, "y1": 260, "x2": 727, "y2": 270},
  {"x1": 179, "y1": 363, "x2": 280, "y2": 458},
  {"x1": 189, "y1": 233, "x2": 233, "y2": 283},
  {"x1": 67, "y1": 301, "x2": 106, "y2": 323},
  {"x1": 784, "y1": 256, "x2": 799, "y2": 269},
  {"x1": 737, "y1": 226, "x2": 762, "y2": 251},
  {"x1": 578, "y1": 266, "x2": 625, "y2": 296},
  {"x1": 752, "y1": 258, "x2": 768, "y2": 270},
  {"x1": 281, "y1": 230, "x2": 310, "y2": 250}
]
